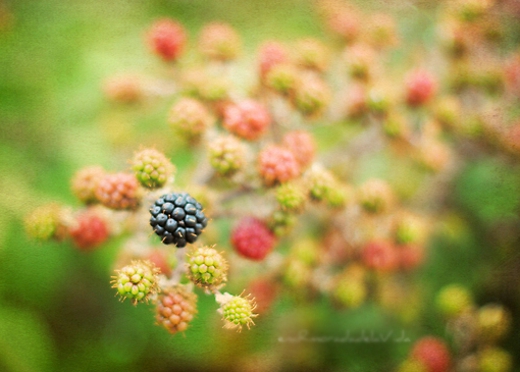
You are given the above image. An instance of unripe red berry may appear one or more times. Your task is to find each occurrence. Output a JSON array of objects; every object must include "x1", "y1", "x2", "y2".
[
  {"x1": 103, "y1": 74, "x2": 143, "y2": 103},
  {"x1": 343, "y1": 84, "x2": 368, "y2": 119},
  {"x1": 245, "y1": 277, "x2": 278, "y2": 314},
  {"x1": 416, "y1": 139, "x2": 451, "y2": 173},
  {"x1": 282, "y1": 130, "x2": 316, "y2": 169},
  {"x1": 411, "y1": 337, "x2": 451, "y2": 372},
  {"x1": 131, "y1": 148, "x2": 175, "y2": 189},
  {"x1": 258, "y1": 145, "x2": 300, "y2": 186},
  {"x1": 362, "y1": 240, "x2": 399, "y2": 272},
  {"x1": 71, "y1": 166, "x2": 106, "y2": 204},
  {"x1": 146, "y1": 249, "x2": 174, "y2": 277},
  {"x1": 208, "y1": 135, "x2": 246, "y2": 176},
  {"x1": 168, "y1": 98, "x2": 214, "y2": 143},
  {"x1": 327, "y1": 9, "x2": 360, "y2": 43},
  {"x1": 95, "y1": 173, "x2": 142, "y2": 210},
  {"x1": 223, "y1": 100, "x2": 271, "y2": 141},
  {"x1": 147, "y1": 19, "x2": 186, "y2": 62},
  {"x1": 198, "y1": 22, "x2": 241, "y2": 61},
  {"x1": 156, "y1": 285, "x2": 197, "y2": 334},
  {"x1": 397, "y1": 244, "x2": 426, "y2": 271},
  {"x1": 231, "y1": 217, "x2": 276, "y2": 261},
  {"x1": 405, "y1": 70, "x2": 437, "y2": 107},
  {"x1": 258, "y1": 41, "x2": 289, "y2": 80},
  {"x1": 69, "y1": 210, "x2": 110, "y2": 250}
]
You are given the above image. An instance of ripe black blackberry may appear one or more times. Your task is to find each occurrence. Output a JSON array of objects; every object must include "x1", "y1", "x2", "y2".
[{"x1": 150, "y1": 192, "x2": 208, "y2": 248}]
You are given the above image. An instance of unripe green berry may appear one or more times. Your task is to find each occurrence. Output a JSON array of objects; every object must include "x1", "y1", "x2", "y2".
[
  {"x1": 24, "y1": 203, "x2": 67, "y2": 242},
  {"x1": 168, "y1": 98, "x2": 214, "y2": 142},
  {"x1": 397, "y1": 359, "x2": 428, "y2": 372},
  {"x1": 217, "y1": 292, "x2": 258, "y2": 331},
  {"x1": 186, "y1": 246, "x2": 228, "y2": 291},
  {"x1": 131, "y1": 148, "x2": 175, "y2": 189},
  {"x1": 266, "y1": 63, "x2": 299, "y2": 95},
  {"x1": 358, "y1": 179, "x2": 394, "y2": 214},
  {"x1": 283, "y1": 259, "x2": 310, "y2": 289},
  {"x1": 111, "y1": 260, "x2": 160, "y2": 305},
  {"x1": 268, "y1": 209, "x2": 297, "y2": 237},
  {"x1": 305, "y1": 166, "x2": 336, "y2": 202},
  {"x1": 436, "y1": 284, "x2": 473, "y2": 317},
  {"x1": 477, "y1": 304, "x2": 511, "y2": 343},
  {"x1": 208, "y1": 135, "x2": 246, "y2": 176},
  {"x1": 333, "y1": 266, "x2": 366, "y2": 309},
  {"x1": 275, "y1": 182, "x2": 306, "y2": 213},
  {"x1": 293, "y1": 73, "x2": 330, "y2": 117},
  {"x1": 324, "y1": 183, "x2": 351, "y2": 208},
  {"x1": 478, "y1": 347, "x2": 512, "y2": 372},
  {"x1": 395, "y1": 213, "x2": 427, "y2": 245}
]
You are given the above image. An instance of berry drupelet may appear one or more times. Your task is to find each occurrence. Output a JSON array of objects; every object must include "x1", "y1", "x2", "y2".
[{"x1": 149, "y1": 192, "x2": 207, "y2": 248}]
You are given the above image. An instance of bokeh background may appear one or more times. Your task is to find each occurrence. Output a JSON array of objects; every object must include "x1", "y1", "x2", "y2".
[{"x1": 1, "y1": 0, "x2": 520, "y2": 371}]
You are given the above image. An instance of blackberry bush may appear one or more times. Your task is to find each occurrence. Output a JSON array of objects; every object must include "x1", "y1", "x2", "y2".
[{"x1": 19, "y1": 2, "x2": 520, "y2": 368}]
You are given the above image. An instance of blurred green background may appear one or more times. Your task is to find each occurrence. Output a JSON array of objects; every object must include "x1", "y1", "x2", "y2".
[{"x1": 1, "y1": 0, "x2": 520, "y2": 371}]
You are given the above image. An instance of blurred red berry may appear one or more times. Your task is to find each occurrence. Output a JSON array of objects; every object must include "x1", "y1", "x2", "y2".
[
  {"x1": 362, "y1": 240, "x2": 398, "y2": 272},
  {"x1": 146, "y1": 249, "x2": 172, "y2": 277},
  {"x1": 69, "y1": 211, "x2": 110, "y2": 250},
  {"x1": 258, "y1": 41, "x2": 289, "y2": 80},
  {"x1": 406, "y1": 70, "x2": 437, "y2": 107},
  {"x1": 397, "y1": 244, "x2": 425, "y2": 271},
  {"x1": 147, "y1": 19, "x2": 186, "y2": 62},
  {"x1": 282, "y1": 131, "x2": 316, "y2": 169},
  {"x1": 231, "y1": 217, "x2": 276, "y2": 261},
  {"x1": 258, "y1": 145, "x2": 301, "y2": 186},
  {"x1": 411, "y1": 337, "x2": 451, "y2": 372},
  {"x1": 223, "y1": 100, "x2": 271, "y2": 141},
  {"x1": 246, "y1": 277, "x2": 279, "y2": 314}
]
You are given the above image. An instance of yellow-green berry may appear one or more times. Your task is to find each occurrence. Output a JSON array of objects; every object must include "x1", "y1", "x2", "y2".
[
  {"x1": 208, "y1": 135, "x2": 246, "y2": 176},
  {"x1": 397, "y1": 359, "x2": 428, "y2": 372},
  {"x1": 168, "y1": 98, "x2": 214, "y2": 143},
  {"x1": 358, "y1": 179, "x2": 394, "y2": 214},
  {"x1": 477, "y1": 304, "x2": 511, "y2": 343},
  {"x1": 275, "y1": 182, "x2": 306, "y2": 213},
  {"x1": 186, "y1": 246, "x2": 228, "y2": 291},
  {"x1": 24, "y1": 203, "x2": 66, "y2": 242},
  {"x1": 131, "y1": 148, "x2": 175, "y2": 189},
  {"x1": 436, "y1": 284, "x2": 473, "y2": 318},
  {"x1": 218, "y1": 292, "x2": 258, "y2": 331},
  {"x1": 111, "y1": 260, "x2": 160, "y2": 305},
  {"x1": 478, "y1": 347, "x2": 512, "y2": 372}
]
